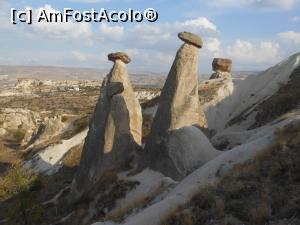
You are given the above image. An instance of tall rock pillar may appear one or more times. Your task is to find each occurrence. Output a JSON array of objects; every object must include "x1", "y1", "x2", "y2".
[
  {"x1": 142, "y1": 32, "x2": 217, "y2": 180},
  {"x1": 71, "y1": 52, "x2": 142, "y2": 200}
]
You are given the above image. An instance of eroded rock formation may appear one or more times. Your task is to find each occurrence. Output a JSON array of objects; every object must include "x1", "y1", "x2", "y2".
[
  {"x1": 142, "y1": 32, "x2": 217, "y2": 180},
  {"x1": 0, "y1": 108, "x2": 40, "y2": 146},
  {"x1": 72, "y1": 52, "x2": 142, "y2": 200},
  {"x1": 210, "y1": 58, "x2": 232, "y2": 79}
]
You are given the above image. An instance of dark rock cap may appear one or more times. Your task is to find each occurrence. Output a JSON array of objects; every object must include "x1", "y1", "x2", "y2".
[
  {"x1": 108, "y1": 52, "x2": 131, "y2": 64},
  {"x1": 212, "y1": 58, "x2": 232, "y2": 72},
  {"x1": 178, "y1": 32, "x2": 203, "y2": 48}
]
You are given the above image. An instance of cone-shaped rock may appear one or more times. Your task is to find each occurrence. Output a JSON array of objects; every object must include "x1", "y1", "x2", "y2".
[
  {"x1": 143, "y1": 32, "x2": 212, "y2": 180},
  {"x1": 71, "y1": 52, "x2": 142, "y2": 200}
]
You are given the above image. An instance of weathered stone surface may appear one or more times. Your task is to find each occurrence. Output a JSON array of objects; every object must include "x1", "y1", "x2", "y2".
[
  {"x1": 108, "y1": 52, "x2": 131, "y2": 64},
  {"x1": 142, "y1": 32, "x2": 210, "y2": 180},
  {"x1": 210, "y1": 58, "x2": 232, "y2": 79},
  {"x1": 145, "y1": 126, "x2": 221, "y2": 180},
  {"x1": 210, "y1": 71, "x2": 232, "y2": 80},
  {"x1": 72, "y1": 54, "x2": 142, "y2": 200},
  {"x1": 178, "y1": 32, "x2": 203, "y2": 48},
  {"x1": 107, "y1": 82, "x2": 124, "y2": 97},
  {"x1": 0, "y1": 108, "x2": 40, "y2": 146},
  {"x1": 212, "y1": 58, "x2": 232, "y2": 72},
  {"x1": 103, "y1": 59, "x2": 143, "y2": 157},
  {"x1": 157, "y1": 126, "x2": 220, "y2": 179}
]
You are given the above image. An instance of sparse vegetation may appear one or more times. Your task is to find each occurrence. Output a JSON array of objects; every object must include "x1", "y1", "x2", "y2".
[
  {"x1": 105, "y1": 183, "x2": 169, "y2": 223},
  {"x1": 251, "y1": 66, "x2": 300, "y2": 128},
  {"x1": 0, "y1": 94, "x2": 98, "y2": 116},
  {"x1": 4, "y1": 129, "x2": 26, "y2": 144},
  {"x1": 0, "y1": 163, "x2": 43, "y2": 225},
  {"x1": 228, "y1": 65, "x2": 300, "y2": 129},
  {"x1": 61, "y1": 116, "x2": 69, "y2": 123},
  {"x1": 1, "y1": 67, "x2": 299, "y2": 225},
  {"x1": 68, "y1": 171, "x2": 140, "y2": 225},
  {"x1": 161, "y1": 122, "x2": 300, "y2": 225}
]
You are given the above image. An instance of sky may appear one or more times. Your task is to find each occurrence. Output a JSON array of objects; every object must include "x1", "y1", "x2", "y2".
[{"x1": 0, "y1": 0, "x2": 300, "y2": 74}]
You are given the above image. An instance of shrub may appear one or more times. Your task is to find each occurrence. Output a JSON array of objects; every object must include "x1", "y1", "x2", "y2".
[
  {"x1": 12, "y1": 129, "x2": 26, "y2": 143},
  {"x1": 61, "y1": 116, "x2": 69, "y2": 123},
  {"x1": 250, "y1": 202, "x2": 272, "y2": 224},
  {"x1": 0, "y1": 164, "x2": 43, "y2": 225},
  {"x1": 105, "y1": 183, "x2": 169, "y2": 223}
]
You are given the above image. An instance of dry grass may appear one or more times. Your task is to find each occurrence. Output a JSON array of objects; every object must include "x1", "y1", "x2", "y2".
[
  {"x1": 0, "y1": 143, "x2": 21, "y2": 164},
  {"x1": 69, "y1": 171, "x2": 140, "y2": 225},
  {"x1": 250, "y1": 201, "x2": 272, "y2": 224},
  {"x1": 227, "y1": 66, "x2": 300, "y2": 129},
  {"x1": 0, "y1": 139, "x2": 81, "y2": 224},
  {"x1": 251, "y1": 66, "x2": 300, "y2": 128},
  {"x1": 0, "y1": 94, "x2": 98, "y2": 116},
  {"x1": 0, "y1": 163, "x2": 39, "y2": 202},
  {"x1": 0, "y1": 161, "x2": 44, "y2": 225},
  {"x1": 161, "y1": 122, "x2": 300, "y2": 225},
  {"x1": 105, "y1": 184, "x2": 169, "y2": 223}
]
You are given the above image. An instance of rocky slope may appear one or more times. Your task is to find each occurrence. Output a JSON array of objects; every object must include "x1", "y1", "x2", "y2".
[
  {"x1": 89, "y1": 53, "x2": 300, "y2": 225},
  {"x1": 0, "y1": 52, "x2": 299, "y2": 225}
]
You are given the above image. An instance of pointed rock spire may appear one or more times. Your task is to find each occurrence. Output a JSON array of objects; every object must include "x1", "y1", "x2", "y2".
[
  {"x1": 146, "y1": 31, "x2": 206, "y2": 137},
  {"x1": 142, "y1": 32, "x2": 216, "y2": 180},
  {"x1": 71, "y1": 52, "x2": 142, "y2": 200}
]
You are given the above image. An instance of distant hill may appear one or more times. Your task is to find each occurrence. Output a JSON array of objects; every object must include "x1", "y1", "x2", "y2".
[
  {"x1": 0, "y1": 65, "x2": 259, "y2": 87},
  {"x1": 0, "y1": 65, "x2": 166, "y2": 87}
]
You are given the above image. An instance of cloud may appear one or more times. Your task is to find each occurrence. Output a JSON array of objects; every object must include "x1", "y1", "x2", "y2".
[
  {"x1": 71, "y1": 51, "x2": 89, "y2": 62},
  {"x1": 27, "y1": 5, "x2": 93, "y2": 43},
  {"x1": 2, "y1": 7, "x2": 290, "y2": 73},
  {"x1": 223, "y1": 40, "x2": 281, "y2": 67},
  {"x1": 278, "y1": 31, "x2": 300, "y2": 44},
  {"x1": 96, "y1": 17, "x2": 220, "y2": 58},
  {"x1": 100, "y1": 23, "x2": 124, "y2": 41},
  {"x1": 250, "y1": 0, "x2": 296, "y2": 9},
  {"x1": 124, "y1": 38, "x2": 282, "y2": 72},
  {"x1": 204, "y1": 0, "x2": 296, "y2": 10},
  {"x1": 179, "y1": 17, "x2": 217, "y2": 31},
  {"x1": 121, "y1": 17, "x2": 219, "y2": 50},
  {"x1": 0, "y1": 0, "x2": 12, "y2": 30},
  {"x1": 291, "y1": 16, "x2": 300, "y2": 22},
  {"x1": 204, "y1": 38, "x2": 221, "y2": 54},
  {"x1": 124, "y1": 48, "x2": 174, "y2": 71}
]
